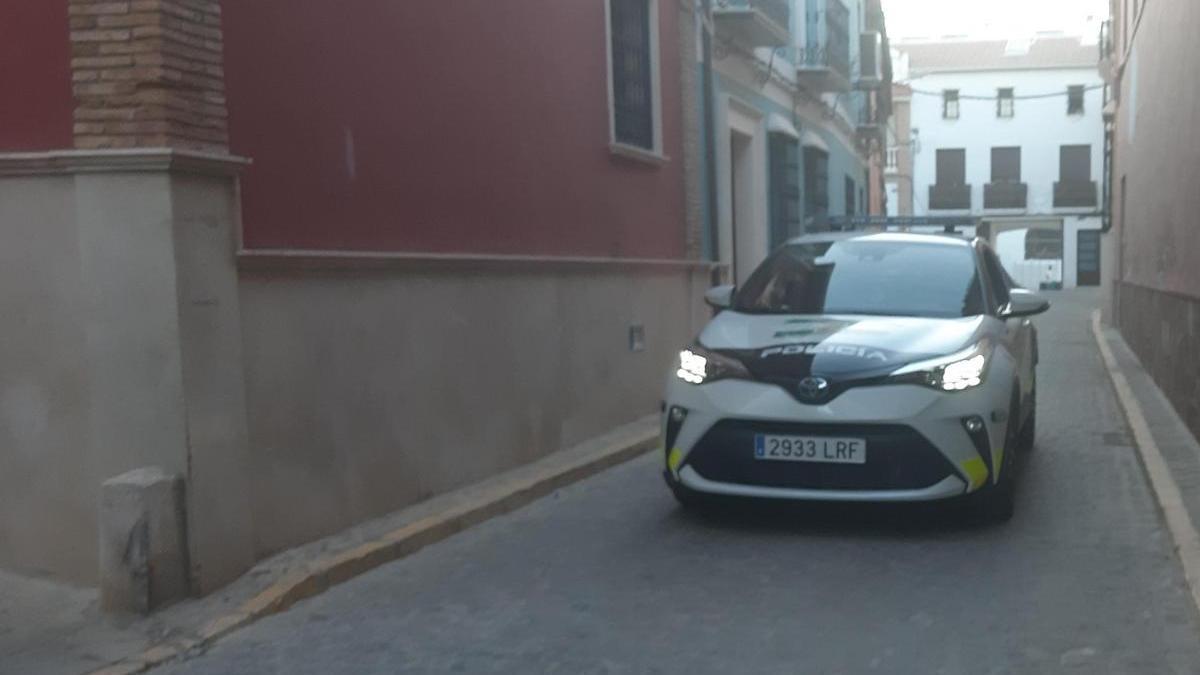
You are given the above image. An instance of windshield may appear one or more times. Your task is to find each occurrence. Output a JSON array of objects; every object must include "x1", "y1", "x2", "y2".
[{"x1": 733, "y1": 239, "x2": 986, "y2": 318}]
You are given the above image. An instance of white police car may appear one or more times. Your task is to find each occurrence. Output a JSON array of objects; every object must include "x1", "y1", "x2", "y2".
[{"x1": 662, "y1": 232, "x2": 1049, "y2": 521}]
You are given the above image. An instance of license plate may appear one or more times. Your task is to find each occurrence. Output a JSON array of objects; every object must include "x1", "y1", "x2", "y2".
[{"x1": 754, "y1": 434, "x2": 867, "y2": 464}]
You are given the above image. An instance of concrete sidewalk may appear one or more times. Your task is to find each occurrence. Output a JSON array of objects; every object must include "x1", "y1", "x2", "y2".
[
  {"x1": 0, "y1": 416, "x2": 658, "y2": 675},
  {"x1": 1095, "y1": 315, "x2": 1200, "y2": 594}
]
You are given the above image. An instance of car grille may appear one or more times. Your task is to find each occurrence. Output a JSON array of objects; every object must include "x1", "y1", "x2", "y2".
[{"x1": 684, "y1": 419, "x2": 959, "y2": 491}]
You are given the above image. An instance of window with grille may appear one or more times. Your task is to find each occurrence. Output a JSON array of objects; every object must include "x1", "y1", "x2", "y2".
[
  {"x1": 769, "y1": 134, "x2": 802, "y2": 247},
  {"x1": 997, "y1": 88, "x2": 1014, "y2": 118},
  {"x1": 608, "y1": 0, "x2": 657, "y2": 151},
  {"x1": 1067, "y1": 85, "x2": 1085, "y2": 115},
  {"x1": 1025, "y1": 228, "x2": 1064, "y2": 260},
  {"x1": 943, "y1": 90, "x2": 960, "y2": 119},
  {"x1": 886, "y1": 146, "x2": 898, "y2": 169},
  {"x1": 804, "y1": 147, "x2": 829, "y2": 218}
]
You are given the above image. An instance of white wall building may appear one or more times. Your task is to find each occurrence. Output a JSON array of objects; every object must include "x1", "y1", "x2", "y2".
[{"x1": 897, "y1": 37, "x2": 1105, "y2": 289}]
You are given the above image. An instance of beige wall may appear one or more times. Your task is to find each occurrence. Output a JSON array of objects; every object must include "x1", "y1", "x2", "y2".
[
  {"x1": 0, "y1": 155, "x2": 710, "y2": 589},
  {"x1": 0, "y1": 154, "x2": 253, "y2": 588},
  {"x1": 238, "y1": 261, "x2": 709, "y2": 557}
]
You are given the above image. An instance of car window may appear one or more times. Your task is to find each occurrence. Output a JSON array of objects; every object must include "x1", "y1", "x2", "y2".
[
  {"x1": 980, "y1": 245, "x2": 1011, "y2": 310},
  {"x1": 734, "y1": 239, "x2": 987, "y2": 318}
]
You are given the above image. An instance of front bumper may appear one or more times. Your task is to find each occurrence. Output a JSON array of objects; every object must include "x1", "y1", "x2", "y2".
[{"x1": 662, "y1": 375, "x2": 1012, "y2": 503}]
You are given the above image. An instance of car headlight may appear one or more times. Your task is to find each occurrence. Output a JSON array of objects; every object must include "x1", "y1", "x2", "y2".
[
  {"x1": 889, "y1": 340, "x2": 993, "y2": 392},
  {"x1": 675, "y1": 346, "x2": 751, "y2": 385}
]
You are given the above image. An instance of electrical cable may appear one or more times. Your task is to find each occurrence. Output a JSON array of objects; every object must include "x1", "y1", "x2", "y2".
[{"x1": 903, "y1": 83, "x2": 1105, "y2": 100}]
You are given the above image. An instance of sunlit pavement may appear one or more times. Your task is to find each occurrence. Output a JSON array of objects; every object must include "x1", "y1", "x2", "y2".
[{"x1": 158, "y1": 290, "x2": 1200, "y2": 675}]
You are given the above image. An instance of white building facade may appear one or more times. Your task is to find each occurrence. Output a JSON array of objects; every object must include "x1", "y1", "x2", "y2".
[{"x1": 898, "y1": 37, "x2": 1105, "y2": 289}]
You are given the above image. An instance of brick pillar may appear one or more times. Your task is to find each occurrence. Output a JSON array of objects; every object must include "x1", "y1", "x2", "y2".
[{"x1": 68, "y1": 0, "x2": 228, "y2": 151}]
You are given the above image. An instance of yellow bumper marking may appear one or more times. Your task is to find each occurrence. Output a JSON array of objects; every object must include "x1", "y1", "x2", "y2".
[
  {"x1": 992, "y1": 447, "x2": 1005, "y2": 484},
  {"x1": 961, "y1": 457, "x2": 989, "y2": 492},
  {"x1": 667, "y1": 447, "x2": 684, "y2": 474}
]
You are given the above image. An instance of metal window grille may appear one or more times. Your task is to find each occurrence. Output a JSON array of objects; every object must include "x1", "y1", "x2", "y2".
[{"x1": 610, "y1": 0, "x2": 654, "y2": 150}]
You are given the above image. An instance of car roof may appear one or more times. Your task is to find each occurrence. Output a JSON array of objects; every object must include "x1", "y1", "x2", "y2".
[{"x1": 785, "y1": 230, "x2": 975, "y2": 248}]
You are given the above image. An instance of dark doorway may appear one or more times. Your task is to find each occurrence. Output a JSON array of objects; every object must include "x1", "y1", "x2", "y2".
[{"x1": 1077, "y1": 229, "x2": 1101, "y2": 286}]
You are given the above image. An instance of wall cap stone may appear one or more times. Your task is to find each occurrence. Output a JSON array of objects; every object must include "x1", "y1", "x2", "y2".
[
  {"x1": 237, "y1": 249, "x2": 725, "y2": 274},
  {"x1": 0, "y1": 148, "x2": 249, "y2": 177}
]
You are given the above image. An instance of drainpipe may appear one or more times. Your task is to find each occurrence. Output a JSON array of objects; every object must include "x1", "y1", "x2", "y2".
[{"x1": 701, "y1": 0, "x2": 721, "y2": 285}]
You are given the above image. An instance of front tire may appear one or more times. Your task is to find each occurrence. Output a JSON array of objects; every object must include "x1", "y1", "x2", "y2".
[
  {"x1": 969, "y1": 392, "x2": 1021, "y2": 524},
  {"x1": 670, "y1": 482, "x2": 711, "y2": 513}
]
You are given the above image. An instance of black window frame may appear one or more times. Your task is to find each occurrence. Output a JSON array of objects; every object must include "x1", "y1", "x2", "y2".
[
  {"x1": 609, "y1": 0, "x2": 656, "y2": 151},
  {"x1": 844, "y1": 175, "x2": 856, "y2": 216},
  {"x1": 1067, "y1": 85, "x2": 1085, "y2": 115},
  {"x1": 943, "y1": 89, "x2": 960, "y2": 119},
  {"x1": 996, "y1": 87, "x2": 1015, "y2": 118}
]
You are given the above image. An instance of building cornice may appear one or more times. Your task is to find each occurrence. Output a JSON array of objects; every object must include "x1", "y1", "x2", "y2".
[
  {"x1": 237, "y1": 249, "x2": 725, "y2": 274},
  {"x1": 0, "y1": 148, "x2": 251, "y2": 177}
]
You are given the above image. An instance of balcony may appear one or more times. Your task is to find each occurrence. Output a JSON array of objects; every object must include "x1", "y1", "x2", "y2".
[
  {"x1": 856, "y1": 105, "x2": 885, "y2": 148},
  {"x1": 984, "y1": 182, "x2": 1028, "y2": 209},
  {"x1": 929, "y1": 184, "x2": 971, "y2": 210},
  {"x1": 1054, "y1": 180, "x2": 1098, "y2": 208},
  {"x1": 713, "y1": 0, "x2": 790, "y2": 48},
  {"x1": 795, "y1": 0, "x2": 852, "y2": 92},
  {"x1": 857, "y1": 31, "x2": 884, "y2": 89},
  {"x1": 1098, "y1": 19, "x2": 1116, "y2": 84}
]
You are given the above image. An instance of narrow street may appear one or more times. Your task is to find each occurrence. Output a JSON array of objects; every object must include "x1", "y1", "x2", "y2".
[{"x1": 157, "y1": 291, "x2": 1200, "y2": 675}]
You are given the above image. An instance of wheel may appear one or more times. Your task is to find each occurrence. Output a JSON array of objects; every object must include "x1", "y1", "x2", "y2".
[
  {"x1": 670, "y1": 482, "x2": 712, "y2": 514},
  {"x1": 970, "y1": 392, "x2": 1021, "y2": 524}
]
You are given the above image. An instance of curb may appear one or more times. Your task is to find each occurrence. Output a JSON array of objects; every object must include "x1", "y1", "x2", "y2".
[
  {"x1": 1091, "y1": 310, "x2": 1200, "y2": 618},
  {"x1": 86, "y1": 421, "x2": 659, "y2": 675}
]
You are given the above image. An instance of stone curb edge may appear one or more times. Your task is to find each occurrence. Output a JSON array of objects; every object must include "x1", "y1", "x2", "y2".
[
  {"x1": 86, "y1": 426, "x2": 660, "y2": 675},
  {"x1": 1091, "y1": 310, "x2": 1200, "y2": 620}
]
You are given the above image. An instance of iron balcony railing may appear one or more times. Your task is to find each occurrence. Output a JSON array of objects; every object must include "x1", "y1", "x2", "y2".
[
  {"x1": 796, "y1": 0, "x2": 851, "y2": 84},
  {"x1": 929, "y1": 184, "x2": 971, "y2": 210},
  {"x1": 984, "y1": 182, "x2": 1028, "y2": 209},
  {"x1": 1054, "y1": 180, "x2": 1099, "y2": 208},
  {"x1": 1099, "y1": 19, "x2": 1114, "y2": 60},
  {"x1": 719, "y1": 0, "x2": 790, "y2": 32}
]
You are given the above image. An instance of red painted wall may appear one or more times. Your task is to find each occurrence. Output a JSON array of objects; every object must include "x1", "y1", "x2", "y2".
[
  {"x1": 223, "y1": 1, "x2": 686, "y2": 259},
  {"x1": 0, "y1": 0, "x2": 73, "y2": 151}
]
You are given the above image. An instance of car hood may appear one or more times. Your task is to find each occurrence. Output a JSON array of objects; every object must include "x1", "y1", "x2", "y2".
[{"x1": 698, "y1": 312, "x2": 988, "y2": 381}]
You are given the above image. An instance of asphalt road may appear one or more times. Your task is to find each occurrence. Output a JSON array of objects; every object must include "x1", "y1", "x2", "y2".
[{"x1": 159, "y1": 290, "x2": 1200, "y2": 674}]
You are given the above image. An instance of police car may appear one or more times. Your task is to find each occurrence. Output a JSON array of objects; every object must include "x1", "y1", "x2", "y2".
[{"x1": 662, "y1": 231, "x2": 1049, "y2": 522}]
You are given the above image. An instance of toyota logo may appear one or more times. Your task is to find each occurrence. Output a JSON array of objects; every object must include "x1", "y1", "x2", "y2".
[{"x1": 797, "y1": 376, "x2": 831, "y2": 402}]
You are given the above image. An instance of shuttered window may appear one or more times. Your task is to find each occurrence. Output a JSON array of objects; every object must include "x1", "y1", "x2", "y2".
[
  {"x1": 943, "y1": 90, "x2": 960, "y2": 119},
  {"x1": 1067, "y1": 86, "x2": 1085, "y2": 115},
  {"x1": 997, "y1": 88, "x2": 1014, "y2": 118},
  {"x1": 769, "y1": 134, "x2": 802, "y2": 247},
  {"x1": 609, "y1": 0, "x2": 654, "y2": 150},
  {"x1": 804, "y1": 147, "x2": 829, "y2": 219},
  {"x1": 991, "y1": 147, "x2": 1021, "y2": 183},
  {"x1": 936, "y1": 148, "x2": 966, "y2": 186},
  {"x1": 1060, "y1": 145, "x2": 1092, "y2": 181}
]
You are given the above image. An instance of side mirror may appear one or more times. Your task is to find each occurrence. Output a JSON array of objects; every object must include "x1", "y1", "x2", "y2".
[
  {"x1": 1001, "y1": 288, "x2": 1050, "y2": 318},
  {"x1": 704, "y1": 284, "x2": 735, "y2": 310}
]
